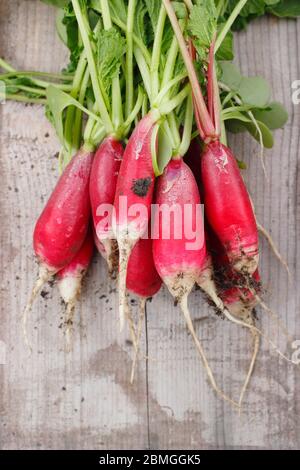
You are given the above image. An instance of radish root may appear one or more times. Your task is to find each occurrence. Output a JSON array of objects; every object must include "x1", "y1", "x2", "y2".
[
  {"x1": 65, "y1": 300, "x2": 76, "y2": 353},
  {"x1": 117, "y1": 234, "x2": 137, "y2": 331},
  {"x1": 180, "y1": 293, "x2": 240, "y2": 408},
  {"x1": 130, "y1": 297, "x2": 146, "y2": 384},
  {"x1": 22, "y1": 265, "x2": 53, "y2": 351},
  {"x1": 238, "y1": 314, "x2": 260, "y2": 409},
  {"x1": 257, "y1": 222, "x2": 291, "y2": 278}
]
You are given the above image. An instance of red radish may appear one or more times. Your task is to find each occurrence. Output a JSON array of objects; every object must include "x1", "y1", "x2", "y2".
[
  {"x1": 90, "y1": 136, "x2": 123, "y2": 277},
  {"x1": 23, "y1": 146, "x2": 93, "y2": 348},
  {"x1": 201, "y1": 141, "x2": 259, "y2": 276},
  {"x1": 113, "y1": 111, "x2": 158, "y2": 330},
  {"x1": 162, "y1": 0, "x2": 258, "y2": 277},
  {"x1": 153, "y1": 157, "x2": 238, "y2": 406},
  {"x1": 126, "y1": 234, "x2": 162, "y2": 382},
  {"x1": 56, "y1": 228, "x2": 94, "y2": 351}
]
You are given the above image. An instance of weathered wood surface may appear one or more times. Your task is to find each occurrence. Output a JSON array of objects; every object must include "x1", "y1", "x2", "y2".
[{"x1": 0, "y1": 1, "x2": 299, "y2": 450}]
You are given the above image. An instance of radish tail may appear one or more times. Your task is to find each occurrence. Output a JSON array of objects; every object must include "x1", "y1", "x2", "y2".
[
  {"x1": 253, "y1": 293, "x2": 293, "y2": 343},
  {"x1": 238, "y1": 316, "x2": 260, "y2": 409},
  {"x1": 257, "y1": 222, "x2": 291, "y2": 278},
  {"x1": 180, "y1": 293, "x2": 239, "y2": 408},
  {"x1": 22, "y1": 265, "x2": 53, "y2": 351},
  {"x1": 65, "y1": 300, "x2": 76, "y2": 353},
  {"x1": 117, "y1": 235, "x2": 137, "y2": 331},
  {"x1": 200, "y1": 278, "x2": 295, "y2": 365},
  {"x1": 130, "y1": 297, "x2": 146, "y2": 384}
]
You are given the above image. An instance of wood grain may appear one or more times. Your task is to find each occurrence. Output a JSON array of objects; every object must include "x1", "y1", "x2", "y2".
[{"x1": 0, "y1": 1, "x2": 299, "y2": 450}]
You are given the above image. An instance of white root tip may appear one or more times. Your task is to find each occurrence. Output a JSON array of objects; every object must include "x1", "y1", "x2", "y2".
[
  {"x1": 22, "y1": 265, "x2": 53, "y2": 352},
  {"x1": 180, "y1": 293, "x2": 240, "y2": 409},
  {"x1": 130, "y1": 298, "x2": 146, "y2": 384},
  {"x1": 257, "y1": 222, "x2": 291, "y2": 279},
  {"x1": 65, "y1": 301, "x2": 76, "y2": 353}
]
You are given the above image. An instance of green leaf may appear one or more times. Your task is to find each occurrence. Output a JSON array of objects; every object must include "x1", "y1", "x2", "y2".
[
  {"x1": 46, "y1": 85, "x2": 99, "y2": 145},
  {"x1": 40, "y1": 0, "x2": 69, "y2": 7},
  {"x1": 144, "y1": 0, "x2": 161, "y2": 33},
  {"x1": 253, "y1": 101, "x2": 288, "y2": 129},
  {"x1": 220, "y1": 62, "x2": 242, "y2": 90},
  {"x1": 188, "y1": 0, "x2": 217, "y2": 54},
  {"x1": 56, "y1": 9, "x2": 68, "y2": 46},
  {"x1": 151, "y1": 123, "x2": 173, "y2": 176},
  {"x1": 97, "y1": 28, "x2": 126, "y2": 93},
  {"x1": 237, "y1": 76, "x2": 271, "y2": 107},
  {"x1": 268, "y1": 0, "x2": 300, "y2": 17},
  {"x1": 225, "y1": 119, "x2": 248, "y2": 133},
  {"x1": 244, "y1": 120, "x2": 274, "y2": 148},
  {"x1": 216, "y1": 27, "x2": 234, "y2": 61}
]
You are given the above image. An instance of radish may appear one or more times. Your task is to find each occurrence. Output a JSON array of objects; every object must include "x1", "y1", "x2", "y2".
[
  {"x1": 163, "y1": 0, "x2": 259, "y2": 278},
  {"x1": 153, "y1": 157, "x2": 238, "y2": 406},
  {"x1": 201, "y1": 141, "x2": 259, "y2": 276},
  {"x1": 56, "y1": 228, "x2": 94, "y2": 352},
  {"x1": 90, "y1": 136, "x2": 123, "y2": 277},
  {"x1": 126, "y1": 234, "x2": 162, "y2": 383},
  {"x1": 113, "y1": 111, "x2": 158, "y2": 330},
  {"x1": 23, "y1": 146, "x2": 93, "y2": 348}
]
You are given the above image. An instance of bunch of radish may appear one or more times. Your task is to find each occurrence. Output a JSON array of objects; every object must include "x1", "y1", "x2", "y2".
[{"x1": 2, "y1": 0, "x2": 296, "y2": 407}]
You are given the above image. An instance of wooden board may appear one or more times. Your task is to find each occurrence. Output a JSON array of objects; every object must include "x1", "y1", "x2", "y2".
[{"x1": 0, "y1": 0, "x2": 299, "y2": 450}]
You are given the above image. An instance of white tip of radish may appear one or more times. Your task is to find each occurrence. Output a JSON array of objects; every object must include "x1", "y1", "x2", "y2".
[
  {"x1": 58, "y1": 275, "x2": 82, "y2": 353},
  {"x1": 116, "y1": 229, "x2": 139, "y2": 332},
  {"x1": 233, "y1": 253, "x2": 259, "y2": 276},
  {"x1": 101, "y1": 238, "x2": 119, "y2": 279},
  {"x1": 22, "y1": 264, "x2": 54, "y2": 351}
]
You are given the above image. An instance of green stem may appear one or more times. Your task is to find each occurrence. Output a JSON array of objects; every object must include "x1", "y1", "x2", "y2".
[
  {"x1": 72, "y1": 65, "x2": 91, "y2": 153},
  {"x1": 64, "y1": 52, "x2": 87, "y2": 152},
  {"x1": 155, "y1": 73, "x2": 187, "y2": 107},
  {"x1": 125, "y1": 0, "x2": 136, "y2": 119},
  {"x1": 161, "y1": 29, "x2": 180, "y2": 91},
  {"x1": 150, "y1": 5, "x2": 167, "y2": 101},
  {"x1": 178, "y1": 94, "x2": 193, "y2": 156},
  {"x1": 0, "y1": 59, "x2": 73, "y2": 82},
  {"x1": 72, "y1": 0, "x2": 113, "y2": 134},
  {"x1": 0, "y1": 92, "x2": 46, "y2": 104},
  {"x1": 5, "y1": 84, "x2": 46, "y2": 96},
  {"x1": 100, "y1": 0, "x2": 123, "y2": 129},
  {"x1": 215, "y1": 0, "x2": 248, "y2": 53},
  {"x1": 159, "y1": 84, "x2": 190, "y2": 115},
  {"x1": 167, "y1": 112, "x2": 181, "y2": 150},
  {"x1": 109, "y1": 15, "x2": 151, "y2": 65},
  {"x1": 162, "y1": 0, "x2": 215, "y2": 139},
  {"x1": 134, "y1": 46, "x2": 151, "y2": 101},
  {"x1": 120, "y1": 87, "x2": 144, "y2": 137}
]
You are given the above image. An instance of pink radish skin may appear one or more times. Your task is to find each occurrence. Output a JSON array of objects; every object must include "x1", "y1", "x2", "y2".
[
  {"x1": 127, "y1": 236, "x2": 162, "y2": 298},
  {"x1": 57, "y1": 229, "x2": 94, "y2": 351},
  {"x1": 23, "y1": 146, "x2": 93, "y2": 349},
  {"x1": 34, "y1": 147, "x2": 93, "y2": 272},
  {"x1": 113, "y1": 112, "x2": 158, "y2": 330},
  {"x1": 201, "y1": 141, "x2": 259, "y2": 275},
  {"x1": 153, "y1": 158, "x2": 238, "y2": 406},
  {"x1": 90, "y1": 136, "x2": 123, "y2": 276}
]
